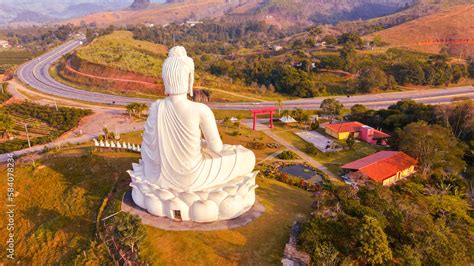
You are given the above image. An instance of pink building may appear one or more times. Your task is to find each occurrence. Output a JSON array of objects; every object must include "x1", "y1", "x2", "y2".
[{"x1": 359, "y1": 125, "x2": 390, "y2": 145}]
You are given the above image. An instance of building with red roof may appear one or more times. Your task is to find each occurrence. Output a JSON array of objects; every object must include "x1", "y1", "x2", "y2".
[
  {"x1": 323, "y1": 121, "x2": 390, "y2": 145},
  {"x1": 341, "y1": 151, "x2": 417, "y2": 186}
]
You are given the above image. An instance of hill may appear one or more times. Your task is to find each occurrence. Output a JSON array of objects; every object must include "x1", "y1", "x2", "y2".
[
  {"x1": 0, "y1": 0, "x2": 130, "y2": 26},
  {"x1": 64, "y1": 0, "x2": 420, "y2": 28},
  {"x1": 75, "y1": 31, "x2": 168, "y2": 78},
  {"x1": 367, "y1": 4, "x2": 474, "y2": 57},
  {"x1": 64, "y1": 0, "x2": 239, "y2": 27},
  {"x1": 228, "y1": 0, "x2": 413, "y2": 26}
]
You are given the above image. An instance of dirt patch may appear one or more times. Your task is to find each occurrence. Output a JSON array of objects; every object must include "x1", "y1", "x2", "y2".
[{"x1": 60, "y1": 55, "x2": 164, "y2": 96}]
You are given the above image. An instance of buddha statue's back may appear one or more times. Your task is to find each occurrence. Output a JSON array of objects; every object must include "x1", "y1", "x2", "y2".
[{"x1": 128, "y1": 46, "x2": 257, "y2": 223}]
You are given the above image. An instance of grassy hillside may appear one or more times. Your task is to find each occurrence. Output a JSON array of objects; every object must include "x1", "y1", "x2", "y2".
[
  {"x1": 61, "y1": 30, "x2": 285, "y2": 101},
  {"x1": 76, "y1": 31, "x2": 167, "y2": 78},
  {"x1": 367, "y1": 4, "x2": 474, "y2": 57}
]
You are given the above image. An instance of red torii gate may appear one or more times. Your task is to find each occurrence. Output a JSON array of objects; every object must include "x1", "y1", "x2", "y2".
[{"x1": 250, "y1": 107, "x2": 276, "y2": 131}]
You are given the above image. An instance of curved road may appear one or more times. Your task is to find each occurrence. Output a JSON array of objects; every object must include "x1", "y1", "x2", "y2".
[{"x1": 17, "y1": 38, "x2": 474, "y2": 110}]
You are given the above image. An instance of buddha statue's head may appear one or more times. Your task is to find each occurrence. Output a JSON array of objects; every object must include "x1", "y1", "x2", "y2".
[{"x1": 162, "y1": 46, "x2": 195, "y2": 96}]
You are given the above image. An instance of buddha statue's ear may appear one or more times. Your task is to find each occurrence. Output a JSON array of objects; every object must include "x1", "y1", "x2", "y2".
[{"x1": 188, "y1": 69, "x2": 194, "y2": 97}]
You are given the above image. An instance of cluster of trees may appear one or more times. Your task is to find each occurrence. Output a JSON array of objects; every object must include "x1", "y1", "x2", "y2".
[
  {"x1": 129, "y1": 21, "x2": 299, "y2": 55},
  {"x1": 207, "y1": 38, "x2": 469, "y2": 97},
  {"x1": 4, "y1": 24, "x2": 76, "y2": 53},
  {"x1": 277, "y1": 150, "x2": 298, "y2": 160},
  {"x1": 210, "y1": 58, "x2": 324, "y2": 97},
  {"x1": 300, "y1": 178, "x2": 473, "y2": 265},
  {"x1": 125, "y1": 103, "x2": 148, "y2": 118}
]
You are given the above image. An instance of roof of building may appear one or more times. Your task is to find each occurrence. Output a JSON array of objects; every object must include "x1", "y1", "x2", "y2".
[
  {"x1": 324, "y1": 121, "x2": 365, "y2": 134},
  {"x1": 280, "y1": 115, "x2": 297, "y2": 123},
  {"x1": 341, "y1": 151, "x2": 417, "y2": 182},
  {"x1": 373, "y1": 130, "x2": 390, "y2": 139}
]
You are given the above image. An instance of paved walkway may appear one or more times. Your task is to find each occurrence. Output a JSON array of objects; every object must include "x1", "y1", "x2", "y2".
[{"x1": 121, "y1": 190, "x2": 265, "y2": 231}]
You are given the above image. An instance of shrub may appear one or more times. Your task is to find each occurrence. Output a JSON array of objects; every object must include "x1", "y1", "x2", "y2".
[
  {"x1": 305, "y1": 143, "x2": 318, "y2": 155},
  {"x1": 247, "y1": 139, "x2": 265, "y2": 150},
  {"x1": 277, "y1": 150, "x2": 298, "y2": 160}
]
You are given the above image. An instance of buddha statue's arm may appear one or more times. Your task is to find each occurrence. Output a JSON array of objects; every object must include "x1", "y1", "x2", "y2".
[{"x1": 199, "y1": 104, "x2": 223, "y2": 153}]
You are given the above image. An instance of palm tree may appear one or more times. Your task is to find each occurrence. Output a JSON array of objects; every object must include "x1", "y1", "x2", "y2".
[
  {"x1": 125, "y1": 104, "x2": 134, "y2": 118},
  {"x1": 137, "y1": 103, "x2": 148, "y2": 118},
  {"x1": 276, "y1": 99, "x2": 284, "y2": 116}
]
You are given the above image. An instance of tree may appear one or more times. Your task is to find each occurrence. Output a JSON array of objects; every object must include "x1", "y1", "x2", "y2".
[
  {"x1": 113, "y1": 213, "x2": 146, "y2": 253},
  {"x1": 450, "y1": 64, "x2": 467, "y2": 83},
  {"x1": 346, "y1": 134, "x2": 355, "y2": 149},
  {"x1": 337, "y1": 32, "x2": 363, "y2": 47},
  {"x1": 322, "y1": 35, "x2": 337, "y2": 45},
  {"x1": 126, "y1": 104, "x2": 134, "y2": 118},
  {"x1": 222, "y1": 117, "x2": 232, "y2": 132},
  {"x1": 435, "y1": 98, "x2": 473, "y2": 140},
  {"x1": 356, "y1": 216, "x2": 392, "y2": 265},
  {"x1": 350, "y1": 104, "x2": 367, "y2": 116},
  {"x1": 357, "y1": 67, "x2": 387, "y2": 93},
  {"x1": 468, "y1": 61, "x2": 474, "y2": 78},
  {"x1": 340, "y1": 43, "x2": 356, "y2": 71},
  {"x1": 398, "y1": 121, "x2": 466, "y2": 177},
  {"x1": 320, "y1": 98, "x2": 343, "y2": 122},
  {"x1": 102, "y1": 126, "x2": 109, "y2": 140},
  {"x1": 390, "y1": 61, "x2": 425, "y2": 85},
  {"x1": 310, "y1": 119, "x2": 319, "y2": 130}
]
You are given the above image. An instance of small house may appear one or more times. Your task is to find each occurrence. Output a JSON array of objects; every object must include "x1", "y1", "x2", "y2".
[
  {"x1": 341, "y1": 151, "x2": 417, "y2": 186},
  {"x1": 323, "y1": 121, "x2": 389, "y2": 145}
]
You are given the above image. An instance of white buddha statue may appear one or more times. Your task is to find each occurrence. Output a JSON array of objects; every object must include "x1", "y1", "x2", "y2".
[{"x1": 128, "y1": 46, "x2": 258, "y2": 223}]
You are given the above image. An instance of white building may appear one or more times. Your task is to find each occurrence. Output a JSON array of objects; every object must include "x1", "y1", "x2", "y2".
[{"x1": 0, "y1": 40, "x2": 10, "y2": 48}]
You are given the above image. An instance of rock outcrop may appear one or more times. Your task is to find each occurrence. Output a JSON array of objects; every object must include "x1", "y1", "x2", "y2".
[{"x1": 130, "y1": 0, "x2": 150, "y2": 10}]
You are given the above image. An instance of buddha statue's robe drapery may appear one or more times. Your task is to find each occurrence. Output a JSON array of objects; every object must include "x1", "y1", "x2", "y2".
[{"x1": 141, "y1": 99, "x2": 255, "y2": 192}]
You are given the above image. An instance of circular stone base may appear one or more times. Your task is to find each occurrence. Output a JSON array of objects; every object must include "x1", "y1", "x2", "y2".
[{"x1": 121, "y1": 190, "x2": 265, "y2": 231}]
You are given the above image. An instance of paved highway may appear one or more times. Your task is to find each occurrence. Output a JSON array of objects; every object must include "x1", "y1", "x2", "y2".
[{"x1": 17, "y1": 38, "x2": 474, "y2": 110}]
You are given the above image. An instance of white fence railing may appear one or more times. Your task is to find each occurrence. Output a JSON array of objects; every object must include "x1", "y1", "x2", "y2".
[{"x1": 93, "y1": 139, "x2": 141, "y2": 152}]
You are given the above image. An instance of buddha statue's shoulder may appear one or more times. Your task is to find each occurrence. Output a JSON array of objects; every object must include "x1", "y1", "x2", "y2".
[{"x1": 190, "y1": 101, "x2": 215, "y2": 119}]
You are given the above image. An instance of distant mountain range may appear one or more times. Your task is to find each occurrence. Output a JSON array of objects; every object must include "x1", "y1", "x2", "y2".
[
  {"x1": 0, "y1": 0, "x2": 162, "y2": 26},
  {"x1": 2, "y1": 0, "x2": 473, "y2": 29}
]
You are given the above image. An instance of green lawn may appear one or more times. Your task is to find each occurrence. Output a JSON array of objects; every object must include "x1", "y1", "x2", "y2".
[{"x1": 139, "y1": 177, "x2": 312, "y2": 265}]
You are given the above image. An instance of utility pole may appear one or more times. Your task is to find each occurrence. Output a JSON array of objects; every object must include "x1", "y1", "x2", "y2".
[
  {"x1": 54, "y1": 100, "x2": 58, "y2": 111},
  {"x1": 24, "y1": 124, "x2": 31, "y2": 148}
]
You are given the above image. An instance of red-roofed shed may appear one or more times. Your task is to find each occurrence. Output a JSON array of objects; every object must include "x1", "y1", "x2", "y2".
[{"x1": 341, "y1": 151, "x2": 417, "y2": 185}]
